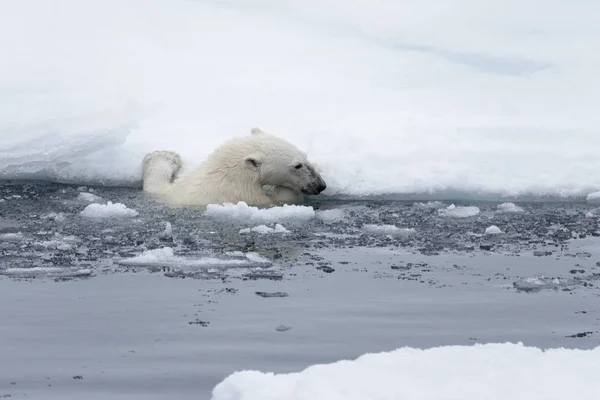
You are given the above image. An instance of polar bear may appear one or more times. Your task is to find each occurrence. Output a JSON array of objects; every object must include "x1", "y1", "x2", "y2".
[{"x1": 141, "y1": 128, "x2": 327, "y2": 207}]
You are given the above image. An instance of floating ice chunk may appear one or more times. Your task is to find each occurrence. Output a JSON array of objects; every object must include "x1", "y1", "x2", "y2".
[
  {"x1": 118, "y1": 247, "x2": 176, "y2": 265},
  {"x1": 80, "y1": 201, "x2": 138, "y2": 218},
  {"x1": 41, "y1": 212, "x2": 67, "y2": 221},
  {"x1": 587, "y1": 191, "x2": 600, "y2": 204},
  {"x1": 244, "y1": 252, "x2": 271, "y2": 264},
  {"x1": 485, "y1": 225, "x2": 502, "y2": 234},
  {"x1": 225, "y1": 251, "x2": 246, "y2": 257},
  {"x1": 120, "y1": 247, "x2": 175, "y2": 265},
  {"x1": 239, "y1": 224, "x2": 290, "y2": 235},
  {"x1": 438, "y1": 204, "x2": 480, "y2": 218},
  {"x1": 513, "y1": 276, "x2": 566, "y2": 292},
  {"x1": 4, "y1": 267, "x2": 63, "y2": 274},
  {"x1": 159, "y1": 222, "x2": 173, "y2": 240},
  {"x1": 37, "y1": 241, "x2": 71, "y2": 250},
  {"x1": 0, "y1": 267, "x2": 92, "y2": 278},
  {"x1": 316, "y1": 209, "x2": 345, "y2": 223},
  {"x1": 204, "y1": 202, "x2": 315, "y2": 224},
  {"x1": 211, "y1": 343, "x2": 600, "y2": 400},
  {"x1": 118, "y1": 247, "x2": 271, "y2": 268},
  {"x1": 413, "y1": 201, "x2": 446, "y2": 209},
  {"x1": 362, "y1": 224, "x2": 415, "y2": 236},
  {"x1": 272, "y1": 224, "x2": 290, "y2": 233},
  {"x1": 76, "y1": 268, "x2": 92, "y2": 275},
  {"x1": 586, "y1": 207, "x2": 600, "y2": 218},
  {"x1": 0, "y1": 232, "x2": 24, "y2": 242},
  {"x1": 497, "y1": 202, "x2": 524, "y2": 213},
  {"x1": 36, "y1": 233, "x2": 80, "y2": 250},
  {"x1": 77, "y1": 192, "x2": 104, "y2": 203}
]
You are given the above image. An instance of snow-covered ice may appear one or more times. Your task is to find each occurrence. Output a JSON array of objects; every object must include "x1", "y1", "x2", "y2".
[
  {"x1": 80, "y1": 201, "x2": 139, "y2": 218},
  {"x1": 1, "y1": 0, "x2": 600, "y2": 199},
  {"x1": 204, "y1": 202, "x2": 315, "y2": 224},
  {"x1": 211, "y1": 343, "x2": 600, "y2": 400},
  {"x1": 485, "y1": 225, "x2": 503, "y2": 234},
  {"x1": 438, "y1": 204, "x2": 480, "y2": 218}
]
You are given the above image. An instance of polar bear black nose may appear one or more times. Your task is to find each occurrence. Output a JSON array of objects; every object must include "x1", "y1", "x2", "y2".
[{"x1": 317, "y1": 182, "x2": 327, "y2": 193}]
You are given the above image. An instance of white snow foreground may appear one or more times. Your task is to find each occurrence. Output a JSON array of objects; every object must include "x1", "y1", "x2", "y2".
[{"x1": 210, "y1": 343, "x2": 600, "y2": 400}]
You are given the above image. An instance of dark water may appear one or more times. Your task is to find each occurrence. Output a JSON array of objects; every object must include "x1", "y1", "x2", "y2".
[{"x1": 1, "y1": 180, "x2": 599, "y2": 399}]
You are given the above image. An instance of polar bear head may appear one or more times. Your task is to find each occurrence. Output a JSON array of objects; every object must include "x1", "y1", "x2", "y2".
[{"x1": 243, "y1": 128, "x2": 327, "y2": 196}]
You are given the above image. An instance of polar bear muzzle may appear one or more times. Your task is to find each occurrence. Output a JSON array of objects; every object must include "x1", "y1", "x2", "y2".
[{"x1": 300, "y1": 163, "x2": 327, "y2": 195}]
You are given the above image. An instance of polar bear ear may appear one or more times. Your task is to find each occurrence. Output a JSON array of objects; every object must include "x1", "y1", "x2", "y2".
[
  {"x1": 244, "y1": 154, "x2": 263, "y2": 169},
  {"x1": 250, "y1": 127, "x2": 266, "y2": 136}
]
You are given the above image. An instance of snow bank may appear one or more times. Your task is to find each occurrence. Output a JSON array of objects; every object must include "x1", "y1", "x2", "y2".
[
  {"x1": 204, "y1": 202, "x2": 315, "y2": 224},
  {"x1": 80, "y1": 201, "x2": 138, "y2": 218},
  {"x1": 1, "y1": 0, "x2": 600, "y2": 199},
  {"x1": 438, "y1": 204, "x2": 480, "y2": 218},
  {"x1": 211, "y1": 343, "x2": 600, "y2": 400}
]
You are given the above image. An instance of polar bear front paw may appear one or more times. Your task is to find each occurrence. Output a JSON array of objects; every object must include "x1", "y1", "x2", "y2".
[{"x1": 142, "y1": 150, "x2": 183, "y2": 193}]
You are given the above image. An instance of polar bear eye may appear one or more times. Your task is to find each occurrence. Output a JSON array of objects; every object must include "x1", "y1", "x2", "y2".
[{"x1": 294, "y1": 163, "x2": 303, "y2": 169}]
